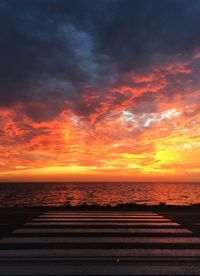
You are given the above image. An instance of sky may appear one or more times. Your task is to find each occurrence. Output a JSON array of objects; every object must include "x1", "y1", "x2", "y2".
[{"x1": 0, "y1": 0, "x2": 200, "y2": 182}]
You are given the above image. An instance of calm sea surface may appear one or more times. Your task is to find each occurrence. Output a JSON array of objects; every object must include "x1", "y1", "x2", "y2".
[{"x1": 0, "y1": 182, "x2": 199, "y2": 207}]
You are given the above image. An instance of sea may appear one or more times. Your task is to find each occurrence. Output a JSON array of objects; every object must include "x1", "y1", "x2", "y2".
[{"x1": 0, "y1": 182, "x2": 200, "y2": 207}]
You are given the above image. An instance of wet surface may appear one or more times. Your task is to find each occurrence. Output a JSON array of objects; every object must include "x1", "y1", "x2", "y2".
[{"x1": 0, "y1": 210, "x2": 200, "y2": 275}]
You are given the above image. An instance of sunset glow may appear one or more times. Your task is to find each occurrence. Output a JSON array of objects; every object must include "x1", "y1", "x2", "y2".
[{"x1": 0, "y1": 1, "x2": 200, "y2": 181}]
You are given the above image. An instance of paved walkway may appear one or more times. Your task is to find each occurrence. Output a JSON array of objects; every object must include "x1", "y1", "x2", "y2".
[{"x1": 0, "y1": 211, "x2": 200, "y2": 275}]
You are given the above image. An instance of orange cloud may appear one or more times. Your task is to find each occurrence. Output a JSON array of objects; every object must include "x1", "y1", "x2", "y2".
[{"x1": 0, "y1": 53, "x2": 200, "y2": 181}]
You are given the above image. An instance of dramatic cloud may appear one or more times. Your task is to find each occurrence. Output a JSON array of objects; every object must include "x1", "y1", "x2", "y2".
[{"x1": 0, "y1": 0, "x2": 200, "y2": 181}]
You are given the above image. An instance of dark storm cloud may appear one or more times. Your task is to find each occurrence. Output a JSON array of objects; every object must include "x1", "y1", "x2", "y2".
[
  {"x1": 0, "y1": 0, "x2": 200, "y2": 121},
  {"x1": 96, "y1": 0, "x2": 200, "y2": 71}
]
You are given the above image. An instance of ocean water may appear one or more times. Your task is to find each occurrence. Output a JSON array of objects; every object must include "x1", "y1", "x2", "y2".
[{"x1": 0, "y1": 182, "x2": 200, "y2": 207}]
